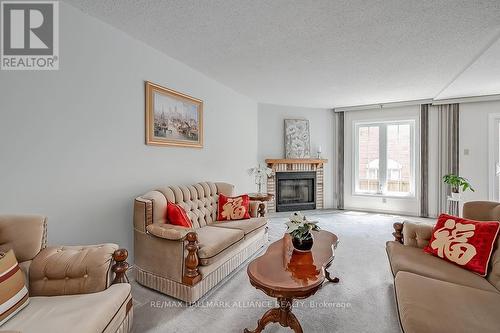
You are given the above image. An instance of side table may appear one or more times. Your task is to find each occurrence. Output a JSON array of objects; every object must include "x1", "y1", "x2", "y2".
[
  {"x1": 248, "y1": 193, "x2": 274, "y2": 217},
  {"x1": 447, "y1": 196, "x2": 463, "y2": 217}
]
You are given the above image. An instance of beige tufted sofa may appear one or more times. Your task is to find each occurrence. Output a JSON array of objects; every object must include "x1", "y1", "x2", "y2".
[
  {"x1": 386, "y1": 201, "x2": 500, "y2": 333},
  {"x1": 134, "y1": 181, "x2": 269, "y2": 303},
  {"x1": 0, "y1": 215, "x2": 133, "y2": 333}
]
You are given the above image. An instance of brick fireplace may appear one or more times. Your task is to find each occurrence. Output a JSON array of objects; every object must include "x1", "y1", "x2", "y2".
[{"x1": 265, "y1": 159, "x2": 327, "y2": 212}]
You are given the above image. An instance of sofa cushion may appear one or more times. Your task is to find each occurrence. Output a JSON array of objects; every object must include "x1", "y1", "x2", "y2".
[
  {"x1": 196, "y1": 226, "x2": 244, "y2": 261},
  {"x1": 395, "y1": 271, "x2": 500, "y2": 333},
  {"x1": 198, "y1": 226, "x2": 267, "y2": 267},
  {"x1": 386, "y1": 241, "x2": 498, "y2": 292},
  {"x1": 423, "y1": 214, "x2": 500, "y2": 276},
  {"x1": 213, "y1": 217, "x2": 267, "y2": 235},
  {"x1": 2, "y1": 283, "x2": 131, "y2": 333}
]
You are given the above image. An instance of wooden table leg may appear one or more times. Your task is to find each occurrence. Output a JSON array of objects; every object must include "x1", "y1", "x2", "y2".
[
  {"x1": 325, "y1": 269, "x2": 340, "y2": 283},
  {"x1": 257, "y1": 202, "x2": 266, "y2": 217},
  {"x1": 244, "y1": 297, "x2": 303, "y2": 333},
  {"x1": 244, "y1": 307, "x2": 279, "y2": 333}
]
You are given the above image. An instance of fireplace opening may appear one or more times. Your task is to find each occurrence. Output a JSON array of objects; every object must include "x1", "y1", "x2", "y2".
[{"x1": 276, "y1": 171, "x2": 316, "y2": 212}]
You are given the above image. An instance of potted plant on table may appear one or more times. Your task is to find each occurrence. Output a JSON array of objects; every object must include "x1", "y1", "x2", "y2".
[
  {"x1": 285, "y1": 212, "x2": 320, "y2": 252},
  {"x1": 442, "y1": 174, "x2": 475, "y2": 199}
]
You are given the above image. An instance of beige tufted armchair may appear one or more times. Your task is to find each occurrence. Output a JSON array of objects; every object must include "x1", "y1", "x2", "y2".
[
  {"x1": 134, "y1": 181, "x2": 269, "y2": 303},
  {"x1": 0, "y1": 215, "x2": 133, "y2": 333}
]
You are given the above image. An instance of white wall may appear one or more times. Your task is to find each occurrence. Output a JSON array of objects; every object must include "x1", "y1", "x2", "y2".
[
  {"x1": 257, "y1": 103, "x2": 335, "y2": 209},
  {"x1": 343, "y1": 105, "x2": 421, "y2": 215},
  {"x1": 0, "y1": 3, "x2": 258, "y2": 258},
  {"x1": 459, "y1": 100, "x2": 500, "y2": 202}
]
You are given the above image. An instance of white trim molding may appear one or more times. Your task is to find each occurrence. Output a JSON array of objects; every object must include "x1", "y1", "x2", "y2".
[{"x1": 433, "y1": 94, "x2": 500, "y2": 105}]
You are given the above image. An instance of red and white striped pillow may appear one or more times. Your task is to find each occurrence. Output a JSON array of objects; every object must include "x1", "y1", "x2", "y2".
[{"x1": 0, "y1": 250, "x2": 29, "y2": 326}]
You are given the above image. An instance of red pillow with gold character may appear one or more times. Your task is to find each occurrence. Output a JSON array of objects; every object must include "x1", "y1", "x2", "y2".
[
  {"x1": 217, "y1": 194, "x2": 250, "y2": 221},
  {"x1": 423, "y1": 214, "x2": 500, "y2": 276}
]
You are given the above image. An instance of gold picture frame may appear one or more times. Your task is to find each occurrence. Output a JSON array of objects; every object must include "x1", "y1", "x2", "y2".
[{"x1": 145, "y1": 81, "x2": 203, "y2": 148}]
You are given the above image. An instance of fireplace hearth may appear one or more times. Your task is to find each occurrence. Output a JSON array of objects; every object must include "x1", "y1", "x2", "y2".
[{"x1": 276, "y1": 172, "x2": 316, "y2": 212}]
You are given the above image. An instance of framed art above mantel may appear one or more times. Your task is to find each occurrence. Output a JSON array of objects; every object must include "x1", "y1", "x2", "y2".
[
  {"x1": 145, "y1": 81, "x2": 203, "y2": 148},
  {"x1": 284, "y1": 119, "x2": 311, "y2": 158}
]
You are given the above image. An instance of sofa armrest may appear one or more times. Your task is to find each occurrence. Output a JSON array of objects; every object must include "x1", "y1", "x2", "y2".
[
  {"x1": 144, "y1": 224, "x2": 201, "y2": 285},
  {"x1": 29, "y1": 244, "x2": 129, "y2": 296},
  {"x1": 393, "y1": 221, "x2": 434, "y2": 248},
  {"x1": 134, "y1": 197, "x2": 153, "y2": 233},
  {"x1": 146, "y1": 223, "x2": 193, "y2": 240}
]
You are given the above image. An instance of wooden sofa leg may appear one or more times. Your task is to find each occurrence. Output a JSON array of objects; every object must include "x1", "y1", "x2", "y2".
[
  {"x1": 183, "y1": 232, "x2": 202, "y2": 285},
  {"x1": 112, "y1": 249, "x2": 130, "y2": 284},
  {"x1": 392, "y1": 222, "x2": 404, "y2": 244}
]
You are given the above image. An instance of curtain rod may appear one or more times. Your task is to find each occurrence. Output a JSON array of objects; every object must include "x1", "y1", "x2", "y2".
[{"x1": 334, "y1": 99, "x2": 432, "y2": 112}]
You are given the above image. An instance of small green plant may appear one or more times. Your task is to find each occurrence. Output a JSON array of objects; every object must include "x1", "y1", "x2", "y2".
[
  {"x1": 442, "y1": 174, "x2": 475, "y2": 193},
  {"x1": 285, "y1": 212, "x2": 320, "y2": 240}
]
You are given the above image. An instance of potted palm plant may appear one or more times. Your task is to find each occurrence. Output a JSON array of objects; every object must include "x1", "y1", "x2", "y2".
[
  {"x1": 285, "y1": 212, "x2": 320, "y2": 251},
  {"x1": 442, "y1": 174, "x2": 475, "y2": 199}
]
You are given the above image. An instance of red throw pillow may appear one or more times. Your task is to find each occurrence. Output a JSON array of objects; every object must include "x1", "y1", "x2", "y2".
[
  {"x1": 217, "y1": 194, "x2": 251, "y2": 221},
  {"x1": 424, "y1": 214, "x2": 500, "y2": 276},
  {"x1": 166, "y1": 203, "x2": 192, "y2": 228}
]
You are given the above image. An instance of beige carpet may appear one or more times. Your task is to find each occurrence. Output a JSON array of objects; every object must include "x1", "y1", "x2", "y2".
[{"x1": 130, "y1": 210, "x2": 430, "y2": 332}]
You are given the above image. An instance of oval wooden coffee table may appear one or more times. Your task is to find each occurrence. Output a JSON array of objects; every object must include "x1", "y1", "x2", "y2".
[{"x1": 244, "y1": 230, "x2": 339, "y2": 333}]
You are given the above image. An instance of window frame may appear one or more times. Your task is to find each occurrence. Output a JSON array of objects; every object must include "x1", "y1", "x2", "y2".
[{"x1": 353, "y1": 119, "x2": 416, "y2": 198}]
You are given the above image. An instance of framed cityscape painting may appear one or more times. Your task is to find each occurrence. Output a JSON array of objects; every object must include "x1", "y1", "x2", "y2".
[
  {"x1": 145, "y1": 81, "x2": 203, "y2": 147},
  {"x1": 284, "y1": 119, "x2": 311, "y2": 158}
]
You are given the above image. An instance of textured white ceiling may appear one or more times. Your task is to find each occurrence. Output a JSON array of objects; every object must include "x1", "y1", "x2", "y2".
[
  {"x1": 64, "y1": 0, "x2": 500, "y2": 108},
  {"x1": 436, "y1": 37, "x2": 500, "y2": 100}
]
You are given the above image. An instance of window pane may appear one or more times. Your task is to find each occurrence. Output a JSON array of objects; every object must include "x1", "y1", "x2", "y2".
[
  {"x1": 386, "y1": 124, "x2": 411, "y2": 194},
  {"x1": 358, "y1": 126, "x2": 380, "y2": 193}
]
